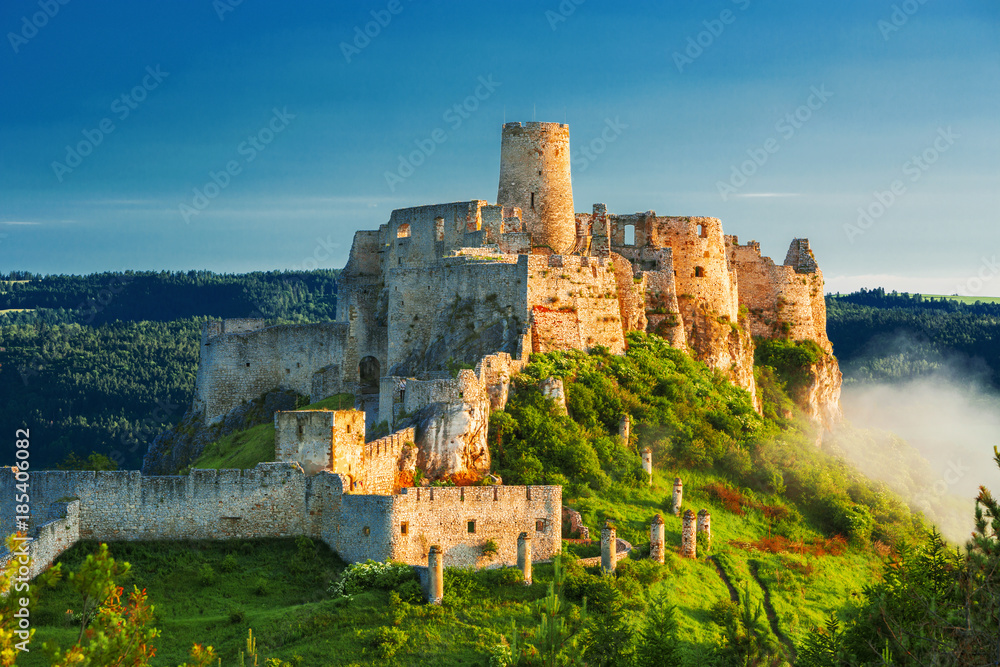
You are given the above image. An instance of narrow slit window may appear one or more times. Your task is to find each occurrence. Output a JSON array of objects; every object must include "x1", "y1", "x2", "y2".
[
  {"x1": 530, "y1": 192, "x2": 535, "y2": 210},
  {"x1": 400, "y1": 522, "x2": 408, "y2": 535},
  {"x1": 467, "y1": 520, "x2": 476, "y2": 534}
]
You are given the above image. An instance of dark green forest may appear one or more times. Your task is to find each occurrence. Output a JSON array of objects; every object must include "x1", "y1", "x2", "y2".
[
  {"x1": 826, "y1": 288, "x2": 1000, "y2": 387},
  {"x1": 0, "y1": 271, "x2": 337, "y2": 469},
  {"x1": 4, "y1": 276, "x2": 1000, "y2": 471}
]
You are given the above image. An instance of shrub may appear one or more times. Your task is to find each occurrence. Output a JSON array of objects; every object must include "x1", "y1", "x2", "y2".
[
  {"x1": 220, "y1": 553, "x2": 239, "y2": 573},
  {"x1": 563, "y1": 570, "x2": 621, "y2": 614},
  {"x1": 197, "y1": 563, "x2": 216, "y2": 586},
  {"x1": 368, "y1": 626, "x2": 408, "y2": 660},
  {"x1": 328, "y1": 560, "x2": 418, "y2": 598},
  {"x1": 482, "y1": 539, "x2": 499, "y2": 559}
]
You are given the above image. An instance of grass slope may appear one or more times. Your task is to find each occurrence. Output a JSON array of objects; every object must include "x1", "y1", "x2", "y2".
[
  {"x1": 24, "y1": 334, "x2": 914, "y2": 664},
  {"x1": 191, "y1": 393, "x2": 355, "y2": 470}
]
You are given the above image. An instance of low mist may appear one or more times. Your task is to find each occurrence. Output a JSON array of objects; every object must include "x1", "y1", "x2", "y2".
[{"x1": 829, "y1": 370, "x2": 1000, "y2": 544}]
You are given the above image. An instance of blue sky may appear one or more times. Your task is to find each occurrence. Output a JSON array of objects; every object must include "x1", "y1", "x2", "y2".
[{"x1": 1, "y1": 0, "x2": 997, "y2": 295}]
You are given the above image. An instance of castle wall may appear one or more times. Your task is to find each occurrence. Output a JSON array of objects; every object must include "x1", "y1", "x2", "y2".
[
  {"x1": 386, "y1": 255, "x2": 529, "y2": 376},
  {"x1": 0, "y1": 464, "x2": 561, "y2": 573},
  {"x1": 0, "y1": 464, "x2": 310, "y2": 543},
  {"x1": 386, "y1": 485, "x2": 562, "y2": 568},
  {"x1": 193, "y1": 320, "x2": 350, "y2": 423},
  {"x1": 0, "y1": 501, "x2": 81, "y2": 580},
  {"x1": 611, "y1": 214, "x2": 739, "y2": 323},
  {"x1": 358, "y1": 427, "x2": 416, "y2": 495},
  {"x1": 497, "y1": 122, "x2": 576, "y2": 255},
  {"x1": 727, "y1": 239, "x2": 831, "y2": 351},
  {"x1": 524, "y1": 254, "x2": 626, "y2": 354},
  {"x1": 336, "y1": 230, "x2": 389, "y2": 395}
]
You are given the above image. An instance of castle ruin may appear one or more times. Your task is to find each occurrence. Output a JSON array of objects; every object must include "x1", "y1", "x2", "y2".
[{"x1": 5, "y1": 121, "x2": 841, "y2": 578}]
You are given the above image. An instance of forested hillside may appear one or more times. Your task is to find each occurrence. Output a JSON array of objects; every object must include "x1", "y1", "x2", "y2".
[
  {"x1": 0, "y1": 271, "x2": 337, "y2": 469},
  {"x1": 826, "y1": 288, "x2": 1000, "y2": 387}
]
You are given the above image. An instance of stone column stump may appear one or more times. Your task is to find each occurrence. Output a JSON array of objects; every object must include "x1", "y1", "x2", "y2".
[
  {"x1": 650, "y1": 514, "x2": 665, "y2": 564},
  {"x1": 427, "y1": 545, "x2": 444, "y2": 604},
  {"x1": 601, "y1": 521, "x2": 617, "y2": 572},
  {"x1": 517, "y1": 532, "x2": 532, "y2": 585},
  {"x1": 681, "y1": 510, "x2": 697, "y2": 559}
]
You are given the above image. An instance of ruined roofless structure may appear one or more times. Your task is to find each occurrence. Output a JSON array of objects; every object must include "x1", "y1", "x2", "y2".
[
  {"x1": 0, "y1": 122, "x2": 844, "y2": 583},
  {"x1": 190, "y1": 120, "x2": 842, "y2": 448}
]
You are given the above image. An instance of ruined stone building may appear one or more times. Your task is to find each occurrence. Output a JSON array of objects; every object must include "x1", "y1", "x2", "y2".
[{"x1": 4, "y1": 122, "x2": 841, "y2": 577}]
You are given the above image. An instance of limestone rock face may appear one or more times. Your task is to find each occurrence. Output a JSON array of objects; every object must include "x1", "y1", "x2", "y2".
[
  {"x1": 408, "y1": 396, "x2": 491, "y2": 480},
  {"x1": 799, "y1": 354, "x2": 843, "y2": 432},
  {"x1": 684, "y1": 301, "x2": 760, "y2": 412}
]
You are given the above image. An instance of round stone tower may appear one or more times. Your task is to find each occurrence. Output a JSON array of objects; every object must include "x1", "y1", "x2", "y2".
[{"x1": 497, "y1": 122, "x2": 575, "y2": 255}]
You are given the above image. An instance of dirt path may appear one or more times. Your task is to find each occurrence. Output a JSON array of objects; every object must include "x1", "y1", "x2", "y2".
[
  {"x1": 709, "y1": 555, "x2": 739, "y2": 602},
  {"x1": 748, "y1": 559, "x2": 797, "y2": 663}
]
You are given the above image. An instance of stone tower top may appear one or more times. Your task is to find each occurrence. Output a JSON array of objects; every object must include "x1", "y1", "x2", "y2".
[{"x1": 497, "y1": 122, "x2": 575, "y2": 255}]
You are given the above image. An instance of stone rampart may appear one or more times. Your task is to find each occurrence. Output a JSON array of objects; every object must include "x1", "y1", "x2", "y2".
[
  {"x1": 194, "y1": 320, "x2": 350, "y2": 424},
  {"x1": 386, "y1": 255, "x2": 529, "y2": 377},
  {"x1": 1, "y1": 466, "x2": 559, "y2": 573},
  {"x1": 0, "y1": 501, "x2": 80, "y2": 580},
  {"x1": 728, "y1": 239, "x2": 831, "y2": 351},
  {"x1": 0, "y1": 464, "x2": 310, "y2": 543},
  {"x1": 387, "y1": 485, "x2": 562, "y2": 568}
]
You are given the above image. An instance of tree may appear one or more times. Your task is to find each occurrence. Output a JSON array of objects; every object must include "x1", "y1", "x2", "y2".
[
  {"x1": 582, "y1": 597, "x2": 635, "y2": 666},
  {"x1": 635, "y1": 593, "x2": 681, "y2": 667},
  {"x1": 44, "y1": 543, "x2": 160, "y2": 666},
  {"x1": 510, "y1": 556, "x2": 588, "y2": 666}
]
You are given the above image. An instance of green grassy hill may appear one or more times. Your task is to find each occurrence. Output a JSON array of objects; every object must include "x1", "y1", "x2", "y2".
[{"x1": 22, "y1": 333, "x2": 927, "y2": 665}]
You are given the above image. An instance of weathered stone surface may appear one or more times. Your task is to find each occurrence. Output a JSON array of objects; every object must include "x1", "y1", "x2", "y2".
[{"x1": 0, "y1": 466, "x2": 562, "y2": 571}]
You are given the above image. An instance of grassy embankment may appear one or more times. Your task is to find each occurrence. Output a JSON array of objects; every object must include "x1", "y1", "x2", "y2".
[{"x1": 26, "y1": 333, "x2": 917, "y2": 665}]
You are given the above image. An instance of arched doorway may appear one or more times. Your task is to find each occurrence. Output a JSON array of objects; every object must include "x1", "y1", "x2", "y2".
[{"x1": 359, "y1": 356, "x2": 380, "y2": 394}]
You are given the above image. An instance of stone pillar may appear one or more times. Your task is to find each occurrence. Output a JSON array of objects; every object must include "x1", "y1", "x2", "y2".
[
  {"x1": 540, "y1": 376, "x2": 568, "y2": 415},
  {"x1": 618, "y1": 414, "x2": 631, "y2": 444},
  {"x1": 681, "y1": 510, "x2": 697, "y2": 559},
  {"x1": 671, "y1": 477, "x2": 683, "y2": 516},
  {"x1": 600, "y1": 521, "x2": 617, "y2": 572},
  {"x1": 641, "y1": 447, "x2": 652, "y2": 486},
  {"x1": 427, "y1": 545, "x2": 444, "y2": 604},
  {"x1": 650, "y1": 514, "x2": 665, "y2": 564},
  {"x1": 697, "y1": 509, "x2": 712, "y2": 551},
  {"x1": 517, "y1": 532, "x2": 532, "y2": 585}
]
